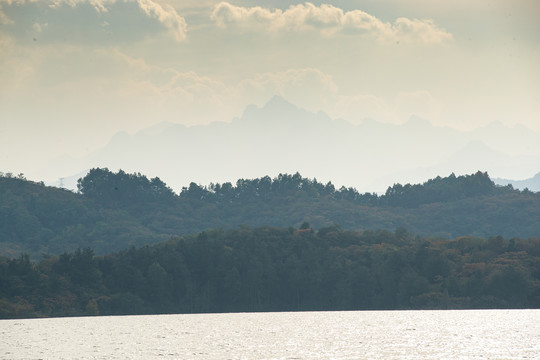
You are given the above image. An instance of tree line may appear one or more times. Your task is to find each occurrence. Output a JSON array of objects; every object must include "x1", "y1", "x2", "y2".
[
  {"x1": 1, "y1": 225, "x2": 538, "y2": 318},
  {"x1": 1, "y1": 169, "x2": 539, "y2": 259}
]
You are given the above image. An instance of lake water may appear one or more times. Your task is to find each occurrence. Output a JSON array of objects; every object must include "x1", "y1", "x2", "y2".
[{"x1": 1, "y1": 310, "x2": 538, "y2": 359}]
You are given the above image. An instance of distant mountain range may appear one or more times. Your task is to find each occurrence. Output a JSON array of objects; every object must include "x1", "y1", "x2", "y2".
[
  {"x1": 36, "y1": 96, "x2": 540, "y2": 193},
  {"x1": 493, "y1": 172, "x2": 540, "y2": 192}
]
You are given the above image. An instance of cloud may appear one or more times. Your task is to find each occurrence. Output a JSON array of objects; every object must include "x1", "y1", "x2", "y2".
[
  {"x1": 211, "y1": 2, "x2": 452, "y2": 43},
  {"x1": 0, "y1": 0, "x2": 187, "y2": 42},
  {"x1": 0, "y1": 0, "x2": 15, "y2": 25},
  {"x1": 334, "y1": 95, "x2": 393, "y2": 124},
  {"x1": 394, "y1": 17, "x2": 453, "y2": 44},
  {"x1": 395, "y1": 90, "x2": 443, "y2": 123},
  {"x1": 48, "y1": 0, "x2": 111, "y2": 13},
  {"x1": 237, "y1": 68, "x2": 338, "y2": 111},
  {"x1": 0, "y1": 10, "x2": 12, "y2": 24},
  {"x1": 135, "y1": 0, "x2": 187, "y2": 42},
  {"x1": 32, "y1": 22, "x2": 44, "y2": 33},
  {"x1": 211, "y1": 2, "x2": 345, "y2": 32},
  {"x1": 2, "y1": 37, "x2": 440, "y2": 129},
  {"x1": 130, "y1": 66, "x2": 342, "y2": 124},
  {"x1": 341, "y1": 10, "x2": 393, "y2": 36}
]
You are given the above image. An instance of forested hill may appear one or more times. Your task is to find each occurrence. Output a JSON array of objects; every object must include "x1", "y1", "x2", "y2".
[
  {"x1": 1, "y1": 169, "x2": 539, "y2": 258},
  {"x1": 1, "y1": 226, "x2": 539, "y2": 318}
]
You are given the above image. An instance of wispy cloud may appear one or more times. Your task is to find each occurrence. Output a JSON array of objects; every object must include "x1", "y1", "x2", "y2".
[
  {"x1": 0, "y1": 10, "x2": 12, "y2": 25},
  {"x1": 48, "y1": 0, "x2": 112, "y2": 13},
  {"x1": 237, "y1": 68, "x2": 338, "y2": 110},
  {"x1": 211, "y1": 2, "x2": 452, "y2": 43},
  {"x1": 136, "y1": 0, "x2": 187, "y2": 42},
  {"x1": 0, "y1": 0, "x2": 187, "y2": 42}
]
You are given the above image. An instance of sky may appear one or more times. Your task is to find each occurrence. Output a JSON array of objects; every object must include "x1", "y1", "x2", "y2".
[{"x1": 1, "y1": 0, "x2": 539, "y2": 184}]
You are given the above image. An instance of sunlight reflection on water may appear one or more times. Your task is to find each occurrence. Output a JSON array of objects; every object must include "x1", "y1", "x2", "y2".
[{"x1": 1, "y1": 310, "x2": 539, "y2": 359}]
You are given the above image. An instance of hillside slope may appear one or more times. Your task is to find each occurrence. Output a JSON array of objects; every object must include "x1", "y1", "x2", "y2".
[
  {"x1": 1, "y1": 170, "x2": 539, "y2": 258},
  {"x1": 1, "y1": 225, "x2": 538, "y2": 318}
]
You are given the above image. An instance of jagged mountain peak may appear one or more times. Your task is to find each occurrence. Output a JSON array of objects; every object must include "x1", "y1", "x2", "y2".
[
  {"x1": 264, "y1": 95, "x2": 297, "y2": 110},
  {"x1": 405, "y1": 115, "x2": 433, "y2": 128},
  {"x1": 239, "y1": 96, "x2": 307, "y2": 123}
]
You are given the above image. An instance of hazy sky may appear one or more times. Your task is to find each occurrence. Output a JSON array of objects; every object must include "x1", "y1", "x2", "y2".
[{"x1": 1, "y1": 0, "x2": 539, "y2": 181}]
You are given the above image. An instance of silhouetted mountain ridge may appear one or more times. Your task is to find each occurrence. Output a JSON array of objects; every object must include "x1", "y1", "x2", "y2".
[
  {"x1": 35, "y1": 96, "x2": 540, "y2": 193},
  {"x1": 493, "y1": 172, "x2": 540, "y2": 192}
]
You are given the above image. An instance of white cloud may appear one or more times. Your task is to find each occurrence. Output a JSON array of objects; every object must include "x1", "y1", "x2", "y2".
[
  {"x1": 211, "y1": 2, "x2": 452, "y2": 43},
  {"x1": 394, "y1": 18, "x2": 452, "y2": 44},
  {"x1": 211, "y1": 2, "x2": 345, "y2": 32},
  {"x1": 0, "y1": 0, "x2": 187, "y2": 42},
  {"x1": 237, "y1": 68, "x2": 338, "y2": 111},
  {"x1": 47, "y1": 0, "x2": 112, "y2": 13},
  {"x1": 136, "y1": 0, "x2": 187, "y2": 42},
  {"x1": 341, "y1": 10, "x2": 393, "y2": 37},
  {"x1": 212, "y1": 2, "x2": 278, "y2": 29},
  {"x1": 395, "y1": 90, "x2": 443, "y2": 123},
  {"x1": 1, "y1": 37, "x2": 442, "y2": 129}
]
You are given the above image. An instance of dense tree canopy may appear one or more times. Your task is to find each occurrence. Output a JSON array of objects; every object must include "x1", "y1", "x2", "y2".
[
  {"x1": 1, "y1": 169, "x2": 539, "y2": 258},
  {"x1": 0, "y1": 226, "x2": 538, "y2": 318},
  {"x1": 77, "y1": 168, "x2": 176, "y2": 209},
  {"x1": 2, "y1": 170, "x2": 538, "y2": 318}
]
